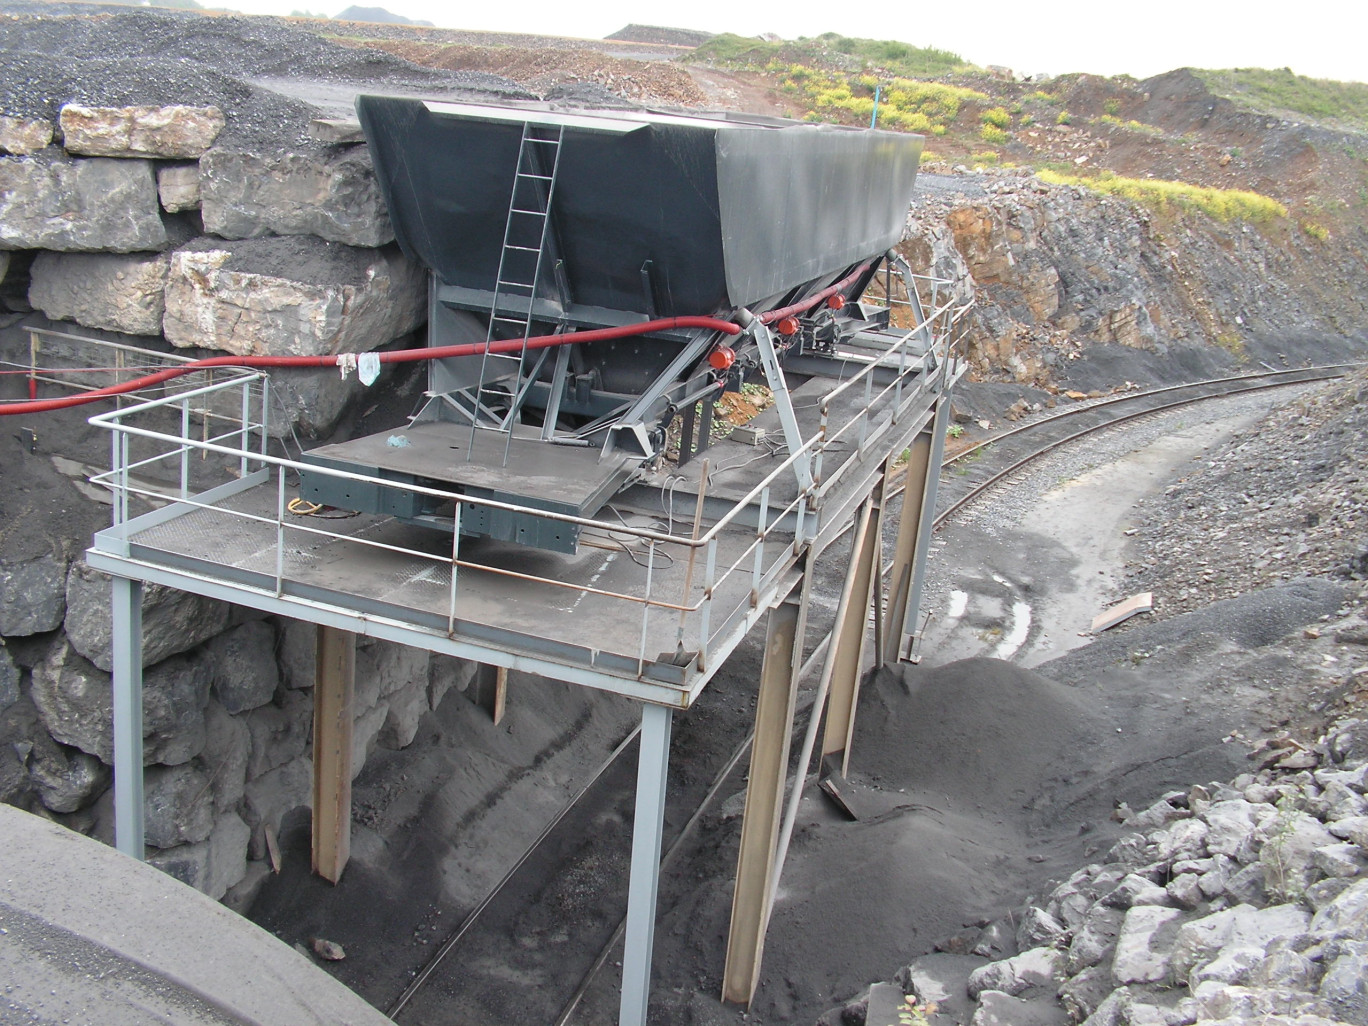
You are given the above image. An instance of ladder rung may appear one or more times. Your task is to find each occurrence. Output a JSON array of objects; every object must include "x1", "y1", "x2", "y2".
[
  {"x1": 495, "y1": 279, "x2": 535, "y2": 289},
  {"x1": 504, "y1": 244, "x2": 540, "y2": 253},
  {"x1": 517, "y1": 172, "x2": 555, "y2": 181},
  {"x1": 524, "y1": 136, "x2": 561, "y2": 145},
  {"x1": 509, "y1": 208, "x2": 548, "y2": 217}
]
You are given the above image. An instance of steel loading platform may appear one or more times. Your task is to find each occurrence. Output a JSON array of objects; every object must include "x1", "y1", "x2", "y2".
[{"x1": 86, "y1": 312, "x2": 960, "y2": 708}]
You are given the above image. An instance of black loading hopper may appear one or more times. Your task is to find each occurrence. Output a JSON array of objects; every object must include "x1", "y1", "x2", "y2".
[{"x1": 299, "y1": 98, "x2": 924, "y2": 552}]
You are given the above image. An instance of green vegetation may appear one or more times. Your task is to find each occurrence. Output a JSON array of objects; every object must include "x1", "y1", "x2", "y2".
[
  {"x1": 1096, "y1": 115, "x2": 1165, "y2": 136},
  {"x1": 1301, "y1": 220, "x2": 1330, "y2": 241},
  {"x1": 1103, "y1": 98, "x2": 1122, "y2": 116},
  {"x1": 1196, "y1": 68, "x2": 1368, "y2": 132},
  {"x1": 979, "y1": 124, "x2": 1009, "y2": 144},
  {"x1": 815, "y1": 33, "x2": 968, "y2": 78},
  {"x1": 777, "y1": 66, "x2": 985, "y2": 133},
  {"x1": 1056, "y1": 110, "x2": 1073, "y2": 125},
  {"x1": 969, "y1": 150, "x2": 1000, "y2": 164},
  {"x1": 1038, "y1": 169, "x2": 1288, "y2": 224},
  {"x1": 686, "y1": 32, "x2": 968, "y2": 79},
  {"x1": 981, "y1": 106, "x2": 1012, "y2": 129}
]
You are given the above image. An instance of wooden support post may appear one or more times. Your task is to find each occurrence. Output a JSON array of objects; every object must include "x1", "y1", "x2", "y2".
[
  {"x1": 882, "y1": 399, "x2": 952, "y2": 664},
  {"x1": 471, "y1": 663, "x2": 508, "y2": 725},
  {"x1": 722, "y1": 578, "x2": 808, "y2": 1005},
  {"x1": 884, "y1": 428, "x2": 931, "y2": 664},
  {"x1": 821, "y1": 491, "x2": 883, "y2": 777},
  {"x1": 312, "y1": 625, "x2": 354, "y2": 884}
]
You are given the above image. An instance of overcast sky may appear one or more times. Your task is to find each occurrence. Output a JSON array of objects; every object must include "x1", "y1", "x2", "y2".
[{"x1": 223, "y1": 0, "x2": 1367, "y2": 84}]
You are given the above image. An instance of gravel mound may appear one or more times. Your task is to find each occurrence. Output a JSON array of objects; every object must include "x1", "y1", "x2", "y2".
[
  {"x1": 604, "y1": 24, "x2": 714, "y2": 47},
  {"x1": 1123, "y1": 368, "x2": 1368, "y2": 621},
  {"x1": 0, "y1": 9, "x2": 526, "y2": 146}
]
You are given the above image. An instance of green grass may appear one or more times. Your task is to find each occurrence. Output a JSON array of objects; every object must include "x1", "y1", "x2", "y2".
[
  {"x1": 1038, "y1": 169, "x2": 1288, "y2": 223},
  {"x1": 686, "y1": 32, "x2": 968, "y2": 79},
  {"x1": 777, "y1": 66, "x2": 985, "y2": 133},
  {"x1": 1195, "y1": 68, "x2": 1368, "y2": 132}
]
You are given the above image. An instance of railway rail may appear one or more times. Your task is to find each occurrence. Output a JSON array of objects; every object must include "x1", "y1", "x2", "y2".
[{"x1": 378, "y1": 362, "x2": 1357, "y2": 1025}]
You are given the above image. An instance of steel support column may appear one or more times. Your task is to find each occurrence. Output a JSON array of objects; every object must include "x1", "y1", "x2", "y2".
[
  {"x1": 619, "y1": 701, "x2": 674, "y2": 1026},
  {"x1": 312, "y1": 625, "x2": 355, "y2": 884},
  {"x1": 722, "y1": 573, "x2": 809, "y2": 1005},
  {"x1": 883, "y1": 398, "x2": 949, "y2": 664},
  {"x1": 111, "y1": 576, "x2": 144, "y2": 858},
  {"x1": 821, "y1": 491, "x2": 883, "y2": 777}
]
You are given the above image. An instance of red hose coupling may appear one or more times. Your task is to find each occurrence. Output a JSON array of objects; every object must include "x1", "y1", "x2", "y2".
[
  {"x1": 827, "y1": 294, "x2": 846, "y2": 310},
  {"x1": 708, "y1": 346, "x2": 736, "y2": 370},
  {"x1": 776, "y1": 316, "x2": 800, "y2": 337}
]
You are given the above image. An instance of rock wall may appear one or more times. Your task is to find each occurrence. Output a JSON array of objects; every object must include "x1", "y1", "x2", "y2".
[
  {"x1": 0, "y1": 552, "x2": 478, "y2": 905},
  {"x1": 1, "y1": 102, "x2": 426, "y2": 436},
  {"x1": 906, "y1": 170, "x2": 1368, "y2": 387},
  {"x1": 0, "y1": 102, "x2": 459, "y2": 906}
]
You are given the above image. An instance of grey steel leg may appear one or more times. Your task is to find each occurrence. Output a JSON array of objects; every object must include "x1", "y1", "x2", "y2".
[
  {"x1": 111, "y1": 576, "x2": 144, "y2": 858},
  {"x1": 619, "y1": 701, "x2": 673, "y2": 1026}
]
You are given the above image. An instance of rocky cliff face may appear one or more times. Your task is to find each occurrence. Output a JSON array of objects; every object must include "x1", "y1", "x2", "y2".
[{"x1": 906, "y1": 170, "x2": 1368, "y2": 388}]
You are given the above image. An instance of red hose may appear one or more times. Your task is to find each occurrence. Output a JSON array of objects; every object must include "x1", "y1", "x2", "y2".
[
  {"x1": 758, "y1": 262, "x2": 870, "y2": 325},
  {"x1": 0, "y1": 264, "x2": 868, "y2": 417}
]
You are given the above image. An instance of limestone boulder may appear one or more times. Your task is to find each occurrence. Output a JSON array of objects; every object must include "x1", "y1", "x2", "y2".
[
  {"x1": 204, "y1": 620, "x2": 279, "y2": 715},
  {"x1": 162, "y1": 236, "x2": 425, "y2": 358},
  {"x1": 144, "y1": 762, "x2": 215, "y2": 848},
  {"x1": 0, "y1": 554, "x2": 69, "y2": 636},
  {"x1": 31, "y1": 641, "x2": 211, "y2": 766},
  {"x1": 0, "y1": 115, "x2": 53, "y2": 155},
  {"x1": 0, "y1": 151, "x2": 166, "y2": 253},
  {"x1": 243, "y1": 755, "x2": 310, "y2": 860},
  {"x1": 148, "y1": 836, "x2": 210, "y2": 891},
  {"x1": 1111, "y1": 906, "x2": 1186, "y2": 985},
  {"x1": 65, "y1": 560, "x2": 234, "y2": 671},
  {"x1": 244, "y1": 689, "x2": 311, "y2": 780},
  {"x1": 203, "y1": 811, "x2": 251, "y2": 900},
  {"x1": 201, "y1": 700, "x2": 249, "y2": 815},
  {"x1": 157, "y1": 162, "x2": 201, "y2": 212},
  {"x1": 199, "y1": 145, "x2": 393, "y2": 247},
  {"x1": 28, "y1": 251, "x2": 169, "y2": 336},
  {"x1": 0, "y1": 640, "x2": 18, "y2": 713},
  {"x1": 59, "y1": 104, "x2": 224, "y2": 160},
  {"x1": 278, "y1": 619, "x2": 316, "y2": 689},
  {"x1": 26, "y1": 735, "x2": 110, "y2": 814}
]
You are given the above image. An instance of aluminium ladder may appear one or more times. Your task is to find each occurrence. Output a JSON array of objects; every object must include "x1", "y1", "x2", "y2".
[{"x1": 467, "y1": 122, "x2": 566, "y2": 464}]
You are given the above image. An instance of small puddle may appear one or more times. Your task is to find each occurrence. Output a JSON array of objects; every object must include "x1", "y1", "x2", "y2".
[{"x1": 993, "y1": 600, "x2": 1032, "y2": 659}]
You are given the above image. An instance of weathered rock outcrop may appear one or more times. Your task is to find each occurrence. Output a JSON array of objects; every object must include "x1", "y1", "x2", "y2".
[
  {"x1": 162, "y1": 236, "x2": 425, "y2": 357},
  {"x1": 0, "y1": 150, "x2": 167, "y2": 253},
  {"x1": 906, "y1": 171, "x2": 1368, "y2": 387},
  {"x1": 28, "y1": 251, "x2": 170, "y2": 336},
  {"x1": 58, "y1": 104, "x2": 225, "y2": 160},
  {"x1": 199, "y1": 145, "x2": 394, "y2": 247}
]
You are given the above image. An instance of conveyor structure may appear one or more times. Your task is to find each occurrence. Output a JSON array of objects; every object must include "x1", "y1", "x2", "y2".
[{"x1": 78, "y1": 96, "x2": 969, "y2": 1026}]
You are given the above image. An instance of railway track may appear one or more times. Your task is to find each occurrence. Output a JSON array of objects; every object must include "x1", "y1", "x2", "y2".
[
  {"x1": 381, "y1": 363, "x2": 1355, "y2": 1025},
  {"x1": 932, "y1": 364, "x2": 1354, "y2": 526}
]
